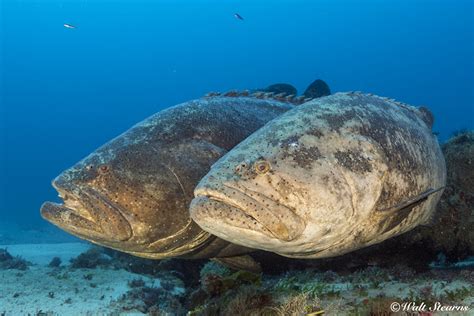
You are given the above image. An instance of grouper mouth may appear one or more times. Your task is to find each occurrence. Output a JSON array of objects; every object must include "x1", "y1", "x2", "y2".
[
  {"x1": 40, "y1": 178, "x2": 132, "y2": 243},
  {"x1": 191, "y1": 183, "x2": 306, "y2": 242}
]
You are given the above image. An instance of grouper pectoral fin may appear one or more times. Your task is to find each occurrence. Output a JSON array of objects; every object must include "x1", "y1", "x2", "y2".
[
  {"x1": 212, "y1": 255, "x2": 262, "y2": 274},
  {"x1": 376, "y1": 187, "x2": 446, "y2": 234},
  {"x1": 377, "y1": 187, "x2": 445, "y2": 214}
]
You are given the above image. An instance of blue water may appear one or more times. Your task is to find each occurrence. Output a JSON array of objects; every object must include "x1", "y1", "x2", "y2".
[{"x1": 1, "y1": 0, "x2": 473, "y2": 227}]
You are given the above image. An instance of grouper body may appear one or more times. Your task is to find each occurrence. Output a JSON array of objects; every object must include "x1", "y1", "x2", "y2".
[
  {"x1": 41, "y1": 95, "x2": 295, "y2": 261},
  {"x1": 191, "y1": 92, "x2": 446, "y2": 258}
]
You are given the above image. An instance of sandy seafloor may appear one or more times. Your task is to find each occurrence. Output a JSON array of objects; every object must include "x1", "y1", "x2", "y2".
[
  {"x1": 0, "y1": 243, "x2": 185, "y2": 315},
  {"x1": 0, "y1": 224, "x2": 473, "y2": 315},
  {"x1": 0, "y1": 224, "x2": 186, "y2": 315}
]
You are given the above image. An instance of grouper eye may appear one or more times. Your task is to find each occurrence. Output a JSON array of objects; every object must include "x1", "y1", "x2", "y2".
[
  {"x1": 254, "y1": 160, "x2": 271, "y2": 174},
  {"x1": 98, "y1": 164, "x2": 110, "y2": 174}
]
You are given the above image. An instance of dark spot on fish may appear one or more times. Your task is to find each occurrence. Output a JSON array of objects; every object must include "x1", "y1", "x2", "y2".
[
  {"x1": 281, "y1": 144, "x2": 322, "y2": 169},
  {"x1": 280, "y1": 135, "x2": 300, "y2": 148},
  {"x1": 307, "y1": 128, "x2": 324, "y2": 138},
  {"x1": 334, "y1": 150, "x2": 372, "y2": 173},
  {"x1": 294, "y1": 146, "x2": 322, "y2": 168},
  {"x1": 319, "y1": 109, "x2": 358, "y2": 132},
  {"x1": 301, "y1": 116, "x2": 312, "y2": 125},
  {"x1": 278, "y1": 134, "x2": 323, "y2": 169}
]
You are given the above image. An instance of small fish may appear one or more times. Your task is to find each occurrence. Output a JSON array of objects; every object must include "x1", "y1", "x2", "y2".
[
  {"x1": 63, "y1": 23, "x2": 76, "y2": 29},
  {"x1": 234, "y1": 13, "x2": 244, "y2": 20}
]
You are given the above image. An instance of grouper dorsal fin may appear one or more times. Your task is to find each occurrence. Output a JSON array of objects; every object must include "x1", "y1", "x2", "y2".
[
  {"x1": 377, "y1": 187, "x2": 445, "y2": 214},
  {"x1": 203, "y1": 90, "x2": 310, "y2": 105},
  {"x1": 212, "y1": 255, "x2": 262, "y2": 274}
]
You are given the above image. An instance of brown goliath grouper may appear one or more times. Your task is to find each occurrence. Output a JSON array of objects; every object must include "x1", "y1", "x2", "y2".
[
  {"x1": 190, "y1": 92, "x2": 446, "y2": 259},
  {"x1": 40, "y1": 92, "x2": 310, "y2": 269}
]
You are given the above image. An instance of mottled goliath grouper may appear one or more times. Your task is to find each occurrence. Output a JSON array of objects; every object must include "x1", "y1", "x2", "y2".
[
  {"x1": 41, "y1": 91, "x2": 314, "y2": 270},
  {"x1": 191, "y1": 92, "x2": 446, "y2": 258}
]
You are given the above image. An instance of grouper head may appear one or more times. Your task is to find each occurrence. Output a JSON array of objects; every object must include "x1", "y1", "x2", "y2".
[
  {"x1": 190, "y1": 131, "x2": 383, "y2": 258},
  {"x1": 190, "y1": 95, "x2": 379, "y2": 258},
  {"x1": 190, "y1": 139, "x2": 309, "y2": 255},
  {"x1": 189, "y1": 114, "x2": 336, "y2": 257},
  {"x1": 41, "y1": 122, "x2": 222, "y2": 258}
]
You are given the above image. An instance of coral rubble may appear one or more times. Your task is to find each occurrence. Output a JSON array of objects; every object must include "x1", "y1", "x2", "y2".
[{"x1": 0, "y1": 248, "x2": 29, "y2": 270}]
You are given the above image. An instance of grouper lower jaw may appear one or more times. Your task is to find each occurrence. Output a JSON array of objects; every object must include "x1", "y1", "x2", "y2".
[
  {"x1": 41, "y1": 179, "x2": 134, "y2": 243},
  {"x1": 190, "y1": 195, "x2": 300, "y2": 242},
  {"x1": 41, "y1": 201, "x2": 106, "y2": 240},
  {"x1": 41, "y1": 200, "x2": 133, "y2": 243}
]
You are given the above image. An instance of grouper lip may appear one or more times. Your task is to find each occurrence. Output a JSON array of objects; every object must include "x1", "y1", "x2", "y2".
[
  {"x1": 41, "y1": 181, "x2": 132, "y2": 242},
  {"x1": 194, "y1": 183, "x2": 306, "y2": 242},
  {"x1": 190, "y1": 195, "x2": 276, "y2": 244},
  {"x1": 41, "y1": 201, "x2": 105, "y2": 239}
]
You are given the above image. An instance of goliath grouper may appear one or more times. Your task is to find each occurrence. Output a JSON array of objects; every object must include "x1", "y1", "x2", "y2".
[
  {"x1": 40, "y1": 91, "x2": 311, "y2": 270},
  {"x1": 190, "y1": 92, "x2": 446, "y2": 258}
]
